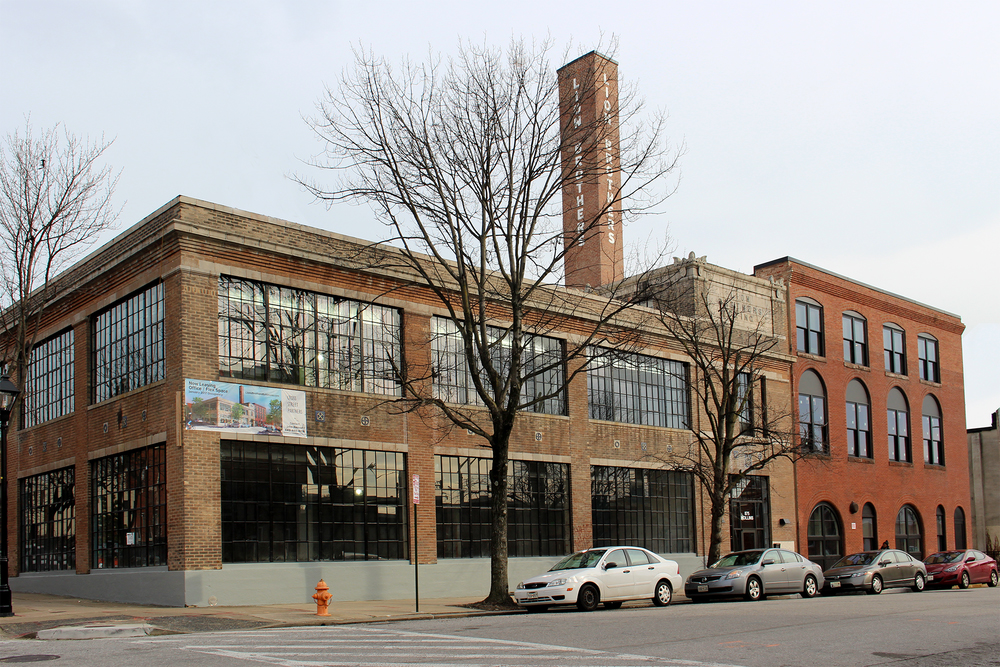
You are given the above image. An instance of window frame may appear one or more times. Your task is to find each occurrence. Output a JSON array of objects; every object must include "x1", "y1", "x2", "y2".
[
  {"x1": 798, "y1": 371, "x2": 828, "y2": 454},
  {"x1": 883, "y1": 324, "x2": 907, "y2": 375},
  {"x1": 887, "y1": 388, "x2": 911, "y2": 463},
  {"x1": 842, "y1": 312, "x2": 868, "y2": 366},
  {"x1": 19, "y1": 467, "x2": 76, "y2": 572},
  {"x1": 846, "y1": 379, "x2": 871, "y2": 458},
  {"x1": 22, "y1": 328, "x2": 75, "y2": 428},
  {"x1": 587, "y1": 348, "x2": 689, "y2": 429},
  {"x1": 592, "y1": 465, "x2": 695, "y2": 554},
  {"x1": 796, "y1": 299, "x2": 824, "y2": 356},
  {"x1": 917, "y1": 335, "x2": 940, "y2": 383},
  {"x1": 92, "y1": 283, "x2": 165, "y2": 403}
]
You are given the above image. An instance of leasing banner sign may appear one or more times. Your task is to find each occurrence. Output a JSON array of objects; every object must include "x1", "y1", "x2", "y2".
[{"x1": 184, "y1": 379, "x2": 307, "y2": 438}]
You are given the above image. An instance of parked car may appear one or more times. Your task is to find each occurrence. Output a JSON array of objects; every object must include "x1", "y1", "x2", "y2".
[
  {"x1": 924, "y1": 550, "x2": 999, "y2": 589},
  {"x1": 514, "y1": 546, "x2": 683, "y2": 611},
  {"x1": 684, "y1": 548, "x2": 824, "y2": 602},
  {"x1": 822, "y1": 549, "x2": 927, "y2": 595}
]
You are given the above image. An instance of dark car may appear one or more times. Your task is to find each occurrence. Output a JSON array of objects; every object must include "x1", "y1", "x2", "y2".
[
  {"x1": 684, "y1": 548, "x2": 824, "y2": 602},
  {"x1": 822, "y1": 549, "x2": 927, "y2": 595},
  {"x1": 924, "y1": 550, "x2": 999, "y2": 589}
]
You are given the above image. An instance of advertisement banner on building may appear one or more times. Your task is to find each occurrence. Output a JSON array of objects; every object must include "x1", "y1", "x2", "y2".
[{"x1": 184, "y1": 379, "x2": 307, "y2": 437}]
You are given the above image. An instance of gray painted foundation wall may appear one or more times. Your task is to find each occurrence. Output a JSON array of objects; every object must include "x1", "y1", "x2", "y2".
[{"x1": 11, "y1": 554, "x2": 706, "y2": 608}]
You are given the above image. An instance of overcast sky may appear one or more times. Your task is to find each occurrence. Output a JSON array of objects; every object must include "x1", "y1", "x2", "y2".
[{"x1": 3, "y1": 1, "x2": 997, "y2": 427}]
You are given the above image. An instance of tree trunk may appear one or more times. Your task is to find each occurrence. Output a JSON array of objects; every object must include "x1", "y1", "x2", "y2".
[{"x1": 485, "y1": 437, "x2": 511, "y2": 605}]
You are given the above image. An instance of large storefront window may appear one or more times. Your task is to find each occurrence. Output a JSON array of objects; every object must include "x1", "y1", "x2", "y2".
[
  {"x1": 435, "y1": 456, "x2": 570, "y2": 558},
  {"x1": 591, "y1": 466, "x2": 694, "y2": 553},
  {"x1": 92, "y1": 283, "x2": 165, "y2": 403},
  {"x1": 430, "y1": 318, "x2": 566, "y2": 415},
  {"x1": 23, "y1": 329, "x2": 75, "y2": 428},
  {"x1": 91, "y1": 444, "x2": 167, "y2": 568},
  {"x1": 218, "y1": 276, "x2": 401, "y2": 396},
  {"x1": 588, "y1": 349, "x2": 689, "y2": 429},
  {"x1": 221, "y1": 441, "x2": 406, "y2": 563},
  {"x1": 729, "y1": 475, "x2": 770, "y2": 550},
  {"x1": 20, "y1": 467, "x2": 75, "y2": 572}
]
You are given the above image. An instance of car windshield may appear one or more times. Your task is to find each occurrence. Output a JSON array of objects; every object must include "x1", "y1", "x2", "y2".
[
  {"x1": 925, "y1": 551, "x2": 964, "y2": 564},
  {"x1": 710, "y1": 551, "x2": 763, "y2": 568},
  {"x1": 832, "y1": 552, "x2": 878, "y2": 568},
  {"x1": 549, "y1": 550, "x2": 606, "y2": 571}
]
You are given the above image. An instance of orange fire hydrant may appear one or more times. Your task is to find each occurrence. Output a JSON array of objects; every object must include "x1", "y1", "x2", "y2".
[{"x1": 312, "y1": 579, "x2": 333, "y2": 616}]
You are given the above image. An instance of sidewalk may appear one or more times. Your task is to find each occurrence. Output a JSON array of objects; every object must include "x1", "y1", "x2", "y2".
[{"x1": 0, "y1": 592, "x2": 512, "y2": 640}]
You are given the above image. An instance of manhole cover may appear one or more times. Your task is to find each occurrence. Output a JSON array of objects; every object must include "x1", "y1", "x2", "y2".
[{"x1": 0, "y1": 657, "x2": 61, "y2": 664}]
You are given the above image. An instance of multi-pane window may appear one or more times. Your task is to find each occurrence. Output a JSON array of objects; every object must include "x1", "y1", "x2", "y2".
[
  {"x1": 20, "y1": 467, "x2": 75, "y2": 572},
  {"x1": 588, "y1": 348, "x2": 688, "y2": 429},
  {"x1": 796, "y1": 299, "x2": 824, "y2": 355},
  {"x1": 218, "y1": 276, "x2": 401, "y2": 395},
  {"x1": 807, "y1": 503, "x2": 842, "y2": 572},
  {"x1": 430, "y1": 318, "x2": 566, "y2": 415},
  {"x1": 918, "y1": 335, "x2": 940, "y2": 383},
  {"x1": 936, "y1": 506, "x2": 947, "y2": 551},
  {"x1": 922, "y1": 394, "x2": 944, "y2": 465},
  {"x1": 435, "y1": 455, "x2": 569, "y2": 558},
  {"x1": 591, "y1": 466, "x2": 694, "y2": 553},
  {"x1": 23, "y1": 329, "x2": 74, "y2": 428},
  {"x1": 883, "y1": 324, "x2": 906, "y2": 374},
  {"x1": 895, "y1": 505, "x2": 922, "y2": 558},
  {"x1": 846, "y1": 379, "x2": 871, "y2": 458},
  {"x1": 91, "y1": 444, "x2": 167, "y2": 568},
  {"x1": 221, "y1": 441, "x2": 406, "y2": 563},
  {"x1": 92, "y1": 283, "x2": 165, "y2": 403},
  {"x1": 842, "y1": 312, "x2": 867, "y2": 365},
  {"x1": 887, "y1": 388, "x2": 911, "y2": 462},
  {"x1": 798, "y1": 370, "x2": 827, "y2": 453},
  {"x1": 736, "y1": 372, "x2": 753, "y2": 435}
]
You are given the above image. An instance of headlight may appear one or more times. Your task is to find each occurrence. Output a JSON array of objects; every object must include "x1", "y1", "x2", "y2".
[
  {"x1": 725, "y1": 570, "x2": 745, "y2": 579},
  {"x1": 944, "y1": 566, "x2": 959, "y2": 572},
  {"x1": 549, "y1": 578, "x2": 568, "y2": 587},
  {"x1": 516, "y1": 582, "x2": 525, "y2": 589},
  {"x1": 851, "y1": 572, "x2": 866, "y2": 578}
]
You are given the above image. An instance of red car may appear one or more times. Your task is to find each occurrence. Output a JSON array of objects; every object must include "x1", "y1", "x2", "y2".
[{"x1": 924, "y1": 550, "x2": 999, "y2": 589}]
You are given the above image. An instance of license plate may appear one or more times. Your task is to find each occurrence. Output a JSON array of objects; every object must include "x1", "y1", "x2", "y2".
[
  {"x1": 527, "y1": 591, "x2": 537, "y2": 598},
  {"x1": 830, "y1": 581, "x2": 841, "y2": 588},
  {"x1": 926, "y1": 574, "x2": 933, "y2": 581},
  {"x1": 697, "y1": 584, "x2": 709, "y2": 593}
]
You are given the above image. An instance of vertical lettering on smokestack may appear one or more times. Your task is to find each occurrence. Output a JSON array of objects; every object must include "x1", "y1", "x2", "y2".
[{"x1": 557, "y1": 52, "x2": 624, "y2": 290}]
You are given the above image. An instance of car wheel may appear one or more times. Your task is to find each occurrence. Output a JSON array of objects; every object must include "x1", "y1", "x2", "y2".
[
  {"x1": 525, "y1": 605, "x2": 548, "y2": 613},
  {"x1": 802, "y1": 574, "x2": 819, "y2": 598},
  {"x1": 958, "y1": 571, "x2": 970, "y2": 589},
  {"x1": 912, "y1": 573, "x2": 925, "y2": 592},
  {"x1": 576, "y1": 584, "x2": 600, "y2": 612},
  {"x1": 603, "y1": 601, "x2": 622, "y2": 610},
  {"x1": 868, "y1": 574, "x2": 883, "y2": 595},
  {"x1": 989, "y1": 570, "x2": 998, "y2": 587},
  {"x1": 652, "y1": 580, "x2": 673, "y2": 607},
  {"x1": 744, "y1": 576, "x2": 763, "y2": 602}
]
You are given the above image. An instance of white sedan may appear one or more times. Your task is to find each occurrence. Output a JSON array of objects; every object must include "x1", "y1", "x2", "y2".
[{"x1": 514, "y1": 546, "x2": 683, "y2": 611}]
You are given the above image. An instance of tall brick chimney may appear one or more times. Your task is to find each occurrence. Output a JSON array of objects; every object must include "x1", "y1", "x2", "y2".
[{"x1": 557, "y1": 52, "x2": 624, "y2": 290}]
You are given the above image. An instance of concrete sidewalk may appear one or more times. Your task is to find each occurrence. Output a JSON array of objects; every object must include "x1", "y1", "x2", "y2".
[{"x1": 0, "y1": 592, "x2": 511, "y2": 640}]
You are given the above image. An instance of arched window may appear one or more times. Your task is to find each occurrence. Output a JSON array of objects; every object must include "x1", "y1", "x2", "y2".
[
  {"x1": 922, "y1": 395, "x2": 944, "y2": 465},
  {"x1": 843, "y1": 311, "x2": 868, "y2": 365},
  {"x1": 846, "y1": 379, "x2": 871, "y2": 458},
  {"x1": 862, "y1": 503, "x2": 878, "y2": 551},
  {"x1": 883, "y1": 323, "x2": 906, "y2": 374},
  {"x1": 918, "y1": 334, "x2": 940, "y2": 382},
  {"x1": 796, "y1": 298, "x2": 824, "y2": 356},
  {"x1": 887, "y1": 388, "x2": 911, "y2": 462},
  {"x1": 954, "y1": 507, "x2": 967, "y2": 550},
  {"x1": 799, "y1": 370, "x2": 828, "y2": 453},
  {"x1": 936, "y1": 505, "x2": 947, "y2": 551},
  {"x1": 895, "y1": 505, "x2": 922, "y2": 558},
  {"x1": 807, "y1": 503, "x2": 842, "y2": 571}
]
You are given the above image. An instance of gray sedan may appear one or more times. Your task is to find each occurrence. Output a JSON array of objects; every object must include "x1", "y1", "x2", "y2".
[
  {"x1": 684, "y1": 548, "x2": 825, "y2": 602},
  {"x1": 822, "y1": 549, "x2": 927, "y2": 595}
]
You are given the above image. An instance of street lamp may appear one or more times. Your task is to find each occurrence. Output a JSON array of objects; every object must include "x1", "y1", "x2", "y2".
[{"x1": 0, "y1": 372, "x2": 20, "y2": 617}]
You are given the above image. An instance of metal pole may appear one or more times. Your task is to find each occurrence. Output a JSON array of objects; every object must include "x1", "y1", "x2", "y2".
[{"x1": 0, "y1": 413, "x2": 13, "y2": 616}]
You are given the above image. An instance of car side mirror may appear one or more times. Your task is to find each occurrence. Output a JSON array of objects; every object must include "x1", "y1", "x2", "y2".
[
  {"x1": 879, "y1": 560, "x2": 891, "y2": 567},
  {"x1": 966, "y1": 556, "x2": 975, "y2": 563},
  {"x1": 761, "y1": 559, "x2": 774, "y2": 566},
  {"x1": 605, "y1": 561, "x2": 618, "y2": 569}
]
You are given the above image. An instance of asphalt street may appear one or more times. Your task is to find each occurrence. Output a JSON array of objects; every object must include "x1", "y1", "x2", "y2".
[{"x1": 0, "y1": 587, "x2": 996, "y2": 667}]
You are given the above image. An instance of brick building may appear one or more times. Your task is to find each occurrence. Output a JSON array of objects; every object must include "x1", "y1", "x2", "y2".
[
  {"x1": 2, "y1": 196, "x2": 796, "y2": 606},
  {"x1": 968, "y1": 410, "x2": 999, "y2": 551},
  {"x1": 754, "y1": 258, "x2": 969, "y2": 570}
]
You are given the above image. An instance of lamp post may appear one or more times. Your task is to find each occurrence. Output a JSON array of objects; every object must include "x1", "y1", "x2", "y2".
[{"x1": 0, "y1": 372, "x2": 20, "y2": 617}]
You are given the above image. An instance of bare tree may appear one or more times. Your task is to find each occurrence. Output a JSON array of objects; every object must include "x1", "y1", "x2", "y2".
[
  {"x1": 0, "y1": 120, "x2": 121, "y2": 394},
  {"x1": 299, "y1": 38, "x2": 679, "y2": 605},
  {"x1": 645, "y1": 256, "x2": 806, "y2": 565}
]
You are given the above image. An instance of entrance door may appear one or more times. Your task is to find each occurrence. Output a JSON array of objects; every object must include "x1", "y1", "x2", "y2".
[{"x1": 729, "y1": 476, "x2": 771, "y2": 551}]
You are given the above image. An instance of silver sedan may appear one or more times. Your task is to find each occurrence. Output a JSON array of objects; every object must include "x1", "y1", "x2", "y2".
[{"x1": 684, "y1": 548, "x2": 825, "y2": 602}]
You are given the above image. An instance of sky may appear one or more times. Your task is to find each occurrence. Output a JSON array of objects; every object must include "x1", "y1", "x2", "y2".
[{"x1": 2, "y1": 1, "x2": 997, "y2": 427}]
